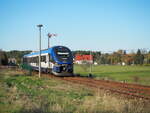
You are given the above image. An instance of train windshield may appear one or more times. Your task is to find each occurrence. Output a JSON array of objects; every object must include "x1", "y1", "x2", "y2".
[{"x1": 54, "y1": 47, "x2": 73, "y2": 63}]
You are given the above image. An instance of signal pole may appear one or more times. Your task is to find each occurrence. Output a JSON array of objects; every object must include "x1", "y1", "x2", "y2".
[
  {"x1": 37, "y1": 24, "x2": 43, "y2": 78},
  {"x1": 90, "y1": 51, "x2": 92, "y2": 73},
  {"x1": 47, "y1": 33, "x2": 57, "y2": 49},
  {"x1": 88, "y1": 51, "x2": 93, "y2": 77}
]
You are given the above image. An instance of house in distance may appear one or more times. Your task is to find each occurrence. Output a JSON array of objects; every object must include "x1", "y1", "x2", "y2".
[{"x1": 75, "y1": 54, "x2": 93, "y2": 64}]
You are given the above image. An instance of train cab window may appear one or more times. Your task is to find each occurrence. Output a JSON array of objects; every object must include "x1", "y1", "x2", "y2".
[{"x1": 54, "y1": 47, "x2": 73, "y2": 62}]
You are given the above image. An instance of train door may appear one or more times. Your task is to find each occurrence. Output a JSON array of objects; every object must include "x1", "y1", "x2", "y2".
[
  {"x1": 41, "y1": 55, "x2": 47, "y2": 68},
  {"x1": 49, "y1": 54, "x2": 54, "y2": 69}
]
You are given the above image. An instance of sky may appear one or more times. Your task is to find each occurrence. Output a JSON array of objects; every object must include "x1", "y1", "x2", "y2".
[{"x1": 0, "y1": 0, "x2": 150, "y2": 52}]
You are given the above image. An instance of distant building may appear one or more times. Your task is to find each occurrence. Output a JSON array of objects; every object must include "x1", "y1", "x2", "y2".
[
  {"x1": 94, "y1": 62, "x2": 98, "y2": 65},
  {"x1": 75, "y1": 54, "x2": 93, "y2": 64},
  {"x1": 122, "y1": 62, "x2": 126, "y2": 66},
  {"x1": 8, "y1": 58, "x2": 17, "y2": 64}
]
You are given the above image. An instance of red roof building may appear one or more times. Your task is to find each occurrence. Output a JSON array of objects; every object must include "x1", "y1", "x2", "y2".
[{"x1": 75, "y1": 54, "x2": 93, "y2": 64}]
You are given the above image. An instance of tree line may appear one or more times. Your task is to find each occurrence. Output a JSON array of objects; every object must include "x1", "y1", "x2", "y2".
[
  {"x1": 0, "y1": 49, "x2": 150, "y2": 66},
  {"x1": 0, "y1": 50, "x2": 31, "y2": 65},
  {"x1": 73, "y1": 49, "x2": 150, "y2": 65}
]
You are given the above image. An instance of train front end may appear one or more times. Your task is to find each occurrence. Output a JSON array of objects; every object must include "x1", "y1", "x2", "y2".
[{"x1": 51, "y1": 46, "x2": 73, "y2": 76}]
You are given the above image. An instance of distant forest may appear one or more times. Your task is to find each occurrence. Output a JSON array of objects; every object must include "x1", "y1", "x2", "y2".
[
  {"x1": 73, "y1": 50, "x2": 150, "y2": 65},
  {"x1": 0, "y1": 49, "x2": 150, "y2": 65},
  {"x1": 0, "y1": 50, "x2": 31, "y2": 65}
]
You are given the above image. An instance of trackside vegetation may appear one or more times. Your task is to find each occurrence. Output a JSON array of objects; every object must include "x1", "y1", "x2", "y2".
[{"x1": 0, "y1": 68, "x2": 150, "y2": 113}]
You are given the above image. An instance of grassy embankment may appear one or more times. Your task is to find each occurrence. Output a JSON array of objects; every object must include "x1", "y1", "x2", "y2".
[
  {"x1": 0, "y1": 68, "x2": 150, "y2": 113},
  {"x1": 74, "y1": 65, "x2": 150, "y2": 86}
]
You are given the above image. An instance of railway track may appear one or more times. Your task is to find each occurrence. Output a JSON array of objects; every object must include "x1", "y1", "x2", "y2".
[{"x1": 61, "y1": 76, "x2": 150, "y2": 100}]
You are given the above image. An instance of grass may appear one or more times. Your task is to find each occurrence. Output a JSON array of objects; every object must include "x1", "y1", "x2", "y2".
[
  {"x1": 74, "y1": 65, "x2": 150, "y2": 85},
  {"x1": 0, "y1": 68, "x2": 150, "y2": 113}
]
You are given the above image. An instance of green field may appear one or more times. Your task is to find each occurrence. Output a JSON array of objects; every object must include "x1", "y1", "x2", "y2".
[
  {"x1": 74, "y1": 65, "x2": 150, "y2": 86},
  {"x1": 0, "y1": 68, "x2": 150, "y2": 113}
]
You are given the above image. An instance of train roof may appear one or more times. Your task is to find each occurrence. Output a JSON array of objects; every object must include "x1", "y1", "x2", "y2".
[{"x1": 23, "y1": 45, "x2": 69, "y2": 57}]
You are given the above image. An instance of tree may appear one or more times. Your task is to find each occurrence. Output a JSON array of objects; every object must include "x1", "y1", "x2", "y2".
[
  {"x1": 99, "y1": 56, "x2": 105, "y2": 64},
  {"x1": 146, "y1": 53, "x2": 150, "y2": 64},
  {"x1": 0, "y1": 51, "x2": 8, "y2": 65},
  {"x1": 6, "y1": 50, "x2": 31, "y2": 64},
  {"x1": 93, "y1": 51, "x2": 101, "y2": 63},
  {"x1": 123, "y1": 50, "x2": 126, "y2": 55},
  {"x1": 134, "y1": 49, "x2": 144, "y2": 65}
]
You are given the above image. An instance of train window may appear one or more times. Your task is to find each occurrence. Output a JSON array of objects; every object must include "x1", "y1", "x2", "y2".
[
  {"x1": 35, "y1": 57, "x2": 37, "y2": 63},
  {"x1": 30, "y1": 57, "x2": 32, "y2": 63},
  {"x1": 31, "y1": 57, "x2": 33, "y2": 63},
  {"x1": 41, "y1": 56, "x2": 46, "y2": 62},
  {"x1": 32, "y1": 57, "x2": 36, "y2": 63},
  {"x1": 23, "y1": 58, "x2": 27, "y2": 63},
  {"x1": 36, "y1": 56, "x2": 39, "y2": 63},
  {"x1": 32, "y1": 58, "x2": 34, "y2": 63},
  {"x1": 29, "y1": 58, "x2": 31, "y2": 63},
  {"x1": 27, "y1": 58, "x2": 30, "y2": 63},
  {"x1": 34, "y1": 57, "x2": 37, "y2": 63}
]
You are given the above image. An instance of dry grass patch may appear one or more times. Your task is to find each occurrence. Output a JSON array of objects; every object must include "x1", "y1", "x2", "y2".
[{"x1": 78, "y1": 89, "x2": 150, "y2": 113}]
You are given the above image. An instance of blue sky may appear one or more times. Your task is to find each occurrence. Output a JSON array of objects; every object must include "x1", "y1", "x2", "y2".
[{"x1": 0, "y1": 0, "x2": 150, "y2": 52}]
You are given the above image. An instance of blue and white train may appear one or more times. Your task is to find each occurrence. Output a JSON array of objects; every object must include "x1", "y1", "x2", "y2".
[{"x1": 23, "y1": 46, "x2": 73, "y2": 76}]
